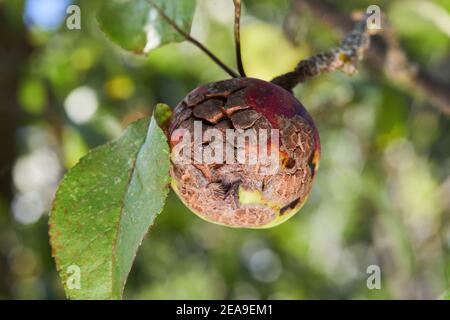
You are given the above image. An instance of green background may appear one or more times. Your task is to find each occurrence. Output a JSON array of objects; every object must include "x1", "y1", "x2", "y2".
[{"x1": 0, "y1": 0, "x2": 449, "y2": 299}]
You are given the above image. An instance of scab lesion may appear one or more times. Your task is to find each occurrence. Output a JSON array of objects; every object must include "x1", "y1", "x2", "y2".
[
  {"x1": 280, "y1": 197, "x2": 301, "y2": 216},
  {"x1": 284, "y1": 157, "x2": 296, "y2": 169},
  {"x1": 307, "y1": 150, "x2": 318, "y2": 177},
  {"x1": 192, "y1": 99, "x2": 225, "y2": 124},
  {"x1": 279, "y1": 116, "x2": 315, "y2": 175}
]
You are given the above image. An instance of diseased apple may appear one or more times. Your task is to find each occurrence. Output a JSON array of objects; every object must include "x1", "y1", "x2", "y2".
[{"x1": 168, "y1": 78, "x2": 320, "y2": 228}]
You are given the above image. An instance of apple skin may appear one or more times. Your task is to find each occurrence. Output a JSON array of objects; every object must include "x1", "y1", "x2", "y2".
[{"x1": 168, "y1": 78, "x2": 320, "y2": 228}]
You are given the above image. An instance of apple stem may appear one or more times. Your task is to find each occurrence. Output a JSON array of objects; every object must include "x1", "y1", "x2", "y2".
[{"x1": 233, "y1": 0, "x2": 246, "y2": 77}]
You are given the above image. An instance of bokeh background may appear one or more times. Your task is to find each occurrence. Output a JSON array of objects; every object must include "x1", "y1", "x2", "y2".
[{"x1": 0, "y1": 0, "x2": 449, "y2": 299}]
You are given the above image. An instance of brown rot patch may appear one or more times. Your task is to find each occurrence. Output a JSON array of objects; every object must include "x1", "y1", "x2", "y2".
[{"x1": 280, "y1": 198, "x2": 301, "y2": 216}]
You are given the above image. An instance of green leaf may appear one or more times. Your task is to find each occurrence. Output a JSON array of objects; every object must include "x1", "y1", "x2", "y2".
[
  {"x1": 49, "y1": 116, "x2": 170, "y2": 299},
  {"x1": 97, "y1": 0, "x2": 197, "y2": 54},
  {"x1": 151, "y1": 0, "x2": 196, "y2": 45},
  {"x1": 154, "y1": 103, "x2": 173, "y2": 127}
]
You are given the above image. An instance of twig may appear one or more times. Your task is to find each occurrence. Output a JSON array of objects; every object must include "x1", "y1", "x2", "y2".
[
  {"x1": 233, "y1": 0, "x2": 246, "y2": 77},
  {"x1": 147, "y1": 0, "x2": 239, "y2": 78},
  {"x1": 272, "y1": 14, "x2": 371, "y2": 91},
  {"x1": 290, "y1": 0, "x2": 450, "y2": 115}
]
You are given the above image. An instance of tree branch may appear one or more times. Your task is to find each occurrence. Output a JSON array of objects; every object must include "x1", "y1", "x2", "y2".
[
  {"x1": 147, "y1": 0, "x2": 239, "y2": 78},
  {"x1": 287, "y1": 0, "x2": 450, "y2": 115},
  {"x1": 233, "y1": 0, "x2": 246, "y2": 77},
  {"x1": 272, "y1": 13, "x2": 371, "y2": 91}
]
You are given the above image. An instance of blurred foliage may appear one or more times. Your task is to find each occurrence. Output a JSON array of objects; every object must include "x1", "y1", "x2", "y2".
[
  {"x1": 97, "y1": 0, "x2": 196, "y2": 54},
  {"x1": 0, "y1": 0, "x2": 449, "y2": 300}
]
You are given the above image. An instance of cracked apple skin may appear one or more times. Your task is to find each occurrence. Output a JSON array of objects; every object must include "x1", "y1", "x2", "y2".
[{"x1": 168, "y1": 78, "x2": 320, "y2": 228}]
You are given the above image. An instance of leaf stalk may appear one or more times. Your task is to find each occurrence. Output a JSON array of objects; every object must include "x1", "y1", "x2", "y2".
[{"x1": 147, "y1": 0, "x2": 239, "y2": 78}]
